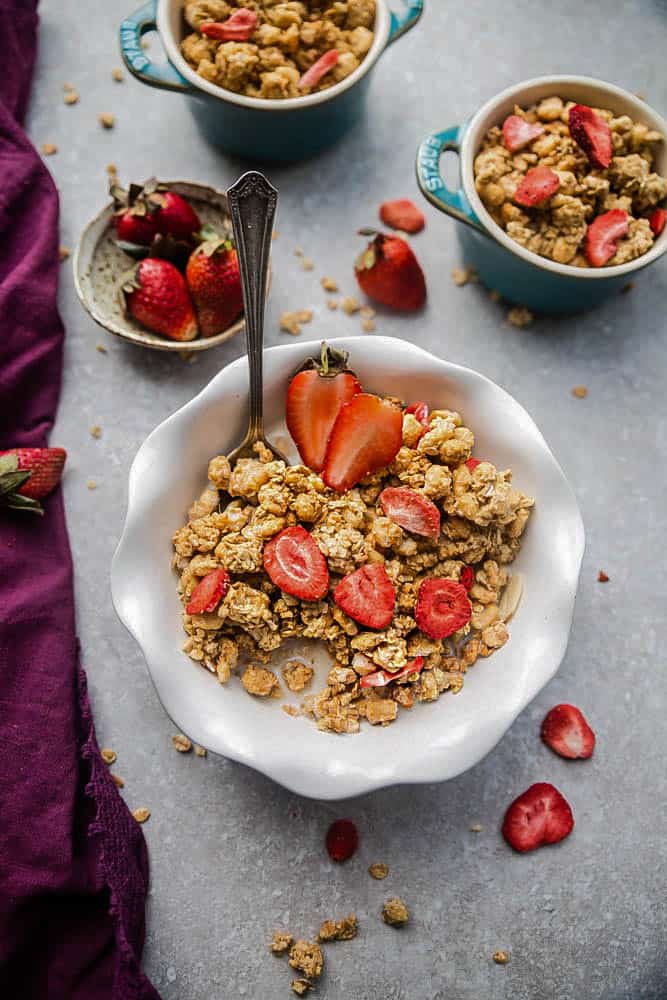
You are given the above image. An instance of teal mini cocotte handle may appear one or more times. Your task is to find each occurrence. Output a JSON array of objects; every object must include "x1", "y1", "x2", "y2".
[
  {"x1": 388, "y1": 0, "x2": 424, "y2": 42},
  {"x1": 416, "y1": 125, "x2": 483, "y2": 231},
  {"x1": 120, "y1": 0, "x2": 192, "y2": 93}
]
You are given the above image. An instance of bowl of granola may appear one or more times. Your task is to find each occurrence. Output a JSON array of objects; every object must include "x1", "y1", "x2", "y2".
[
  {"x1": 119, "y1": 0, "x2": 423, "y2": 162},
  {"x1": 416, "y1": 76, "x2": 667, "y2": 313},
  {"x1": 111, "y1": 336, "x2": 584, "y2": 799}
]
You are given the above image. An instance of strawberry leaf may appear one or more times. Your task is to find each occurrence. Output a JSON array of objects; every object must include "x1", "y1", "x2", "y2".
[{"x1": 0, "y1": 470, "x2": 31, "y2": 494}]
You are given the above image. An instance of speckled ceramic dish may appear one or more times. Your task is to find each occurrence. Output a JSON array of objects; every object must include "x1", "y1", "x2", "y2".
[{"x1": 74, "y1": 180, "x2": 260, "y2": 352}]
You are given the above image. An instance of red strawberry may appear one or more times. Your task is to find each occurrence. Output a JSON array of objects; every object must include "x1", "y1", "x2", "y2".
[
  {"x1": 584, "y1": 209, "x2": 628, "y2": 267},
  {"x1": 0, "y1": 447, "x2": 66, "y2": 514},
  {"x1": 322, "y1": 393, "x2": 402, "y2": 493},
  {"x1": 263, "y1": 526, "x2": 329, "y2": 601},
  {"x1": 355, "y1": 231, "x2": 426, "y2": 311},
  {"x1": 379, "y1": 199, "x2": 426, "y2": 234},
  {"x1": 299, "y1": 49, "x2": 339, "y2": 90},
  {"x1": 465, "y1": 458, "x2": 481, "y2": 471},
  {"x1": 379, "y1": 487, "x2": 440, "y2": 539},
  {"x1": 325, "y1": 819, "x2": 358, "y2": 862},
  {"x1": 115, "y1": 210, "x2": 159, "y2": 246},
  {"x1": 185, "y1": 568, "x2": 230, "y2": 615},
  {"x1": 185, "y1": 233, "x2": 243, "y2": 338},
  {"x1": 502, "y1": 782, "x2": 574, "y2": 853},
  {"x1": 541, "y1": 704, "x2": 596, "y2": 760},
  {"x1": 112, "y1": 179, "x2": 200, "y2": 246},
  {"x1": 285, "y1": 344, "x2": 362, "y2": 473},
  {"x1": 200, "y1": 9, "x2": 258, "y2": 41},
  {"x1": 649, "y1": 207, "x2": 667, "y2": 237},
  {"x1": 460, "y1": 566, "x2": 474, "y2": 591},
  {"x1": 360, "y1": 656, "x2": 424, "y2": 689},
  {"x1": 513, "y1": 166, "x2": 560, "y2": 207},
  {"x1": 333, "y1": 563, "x2": 396, "y2": 630},
  {"x1": 568, "y1": 104, "x2": 613, "y2": 169},
  {"x1": 415, "y1": 578, "x2": 472, "y2": 639},
  {"x1": 123, "y1": 258, "x2": 198, "y2": 341},
  {"x1": 153, "y1": 190, "x2": 201, "y2": 240},
  {"x1": 405, "y1": 401, "x2": 429, "y2": 429},
  {"x1": 502, "y1": 114, "x2": 544, "y2": 153}
]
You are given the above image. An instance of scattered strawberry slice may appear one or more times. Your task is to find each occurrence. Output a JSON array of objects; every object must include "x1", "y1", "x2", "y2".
[
  {"x1": 465, "y1": 457, "x2": 481, "y2": 471},
  {"x1": 263, "y1": 526, "x2": 329, "y2": 601},
  {"x1": 502, "y1": 114, "x2": 544, "y2": 153},
  {"x1": 360, "y1": 656, "x2": 424, "y2": 689},
  {"x1": 513, "y1": 166, "x2": 560, "y2": 207},
  {"x1": 541, "y1": 704, "x2": 596, "y2": 760},
  {"x1": 326, "y1": 819, "x2": 358, "y2": 862},
  {"x1": 200, "y1": 9, "x2": 258, "y2": 41},
  {"x1": 355, "y1": 230, "x2": 427, "y2": 311},
  {"x1": 0, "y1": 447, "x2": 67, "y2": 514},
  {"x1": 322, "y1": 393, "x2": 402, "y2": 493},
  {"x1": 415, "y1": 578, "x2": 472, "y2": 639},
  {"x1": 405, "y1": 401, "x2": 429, "y2": 429},
  {"x1": 379, "y1": 487, "x2": 440, "y2": 539},
  {"x1": 286, "y1": 343, "x2": 361, "y2": 473},
  {"x1": 379, "y1": 199, "x2": 426, "y2": 234},
  {"x1": 649, "y1": 207, "x2": 667, "y2": 237},
  {"x1": 460, "y1": 566, "x2": 474, "y2": 591},
  {"x1": 584, "y1": 209, "x2": 628, "y2": 266},
  {"x1": 502, "y1": 782, "x2": 574, "y2": 853},
  {"x1": 568, "y1": 104, "x2": 613, "y2": 169},
  {"x1": 299, "y1": 50, "x2": 339, "y2": 90},
  {"x1": 185, "y1": 568, "x2": 230, "y2": 615},
  {"x1": 333, "y1": 563, "x2": 396, "y2": 630}
]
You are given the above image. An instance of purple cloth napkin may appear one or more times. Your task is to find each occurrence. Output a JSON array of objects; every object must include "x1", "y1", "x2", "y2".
[{"x1": 0, "y1": 4, "x2": 161, "y2": 998}]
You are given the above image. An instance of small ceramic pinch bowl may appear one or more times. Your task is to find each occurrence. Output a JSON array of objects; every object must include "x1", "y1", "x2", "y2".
[
  {"x1": 74, "y1": 180, "x2": 252, "y2": 352},
  {"x1": 416, "y1": 75, "x2": 667, "y2": 313},
  {"x1": 111, "y1": 337, "x2": 585, "y2": 800}
]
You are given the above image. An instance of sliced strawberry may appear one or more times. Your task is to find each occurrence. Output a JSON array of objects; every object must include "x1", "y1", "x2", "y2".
[
  {"x1": 513, "y1": 166, "x2": 560, "y2": 207},
  {"x1": 322, "y1": 393, "x2": 402, "y2": 493},
  {"x1": 502, "y1": 114, "x2": 544, "y2": 153},
  {"x1": 541, "y1": 704, "x2": 596, "y2": 760},
  {"x1": 326, "y1": 819, "x2": 358, "y2": 862},
  {"x1": 460, "y1": 566, "x2": 474, "y2": 591},
  {"x1": 379, "y1": 199, "x2": 426, "y2": 234},
  {"x1": 405, "y1": 401, "x2": 429, "y2": 429},
  {"x1": 584, "y1": 209, "x2": 628, "y2": 266},
  {"x1": 299, "y1": 49, "x2": 339, "y2": 90},
  {"x1": 360, "y1": 656, "x2": 424, "y2": 688},
  {"x1": 379, "y1": 487, "x2": 440, "y2": 539},
  {"x1": 333, "y1": 564, "x2": 396, "y2": 630},
  {"x1": 415, "y1": 578, "x2": 472, "y2": 639},
  {"x1": 285, "y1": 344, "x2": 361, "y2": 473},
  {"x1": 200, "y1": 9, "x2": 258, "y2": 41},
  {"x1": 465, "y1": 457, "x2": 481, "y2": 471},
  {"x1": 568, "y1": 104, "x2": 612, "y2": 169},
  {"x1": 649, "y1": 207, "x2": 667, "y2": 237},
  {"x1": 185, "y1": 568, "x2": 230, "y2": 615},
  {"x1": 502, "y1": 782, "x2": 574, "y2": 853},
  {"x1": 263, "y1": 526, "x2": 329, "y2": 601}
]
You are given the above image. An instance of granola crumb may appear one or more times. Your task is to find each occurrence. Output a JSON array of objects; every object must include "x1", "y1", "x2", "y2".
[
  {"x1": 572, "y1": 385, "x2": 588, "y2": 399},
  {"x1": 282, "y1": 659, "x2": 315, "y2": 693},
  {"x1": 321, "y1": 276, "x2": 338, "y2": 292},
  {"x1": 291, "y1": 981, "x2": 311, "y2": 996},
  {"x1": 451, "y1": 266, "x2": 477, "y2": 287},
  {"x1": 86, "y1": 480, "x2": 98, "y2": 490},
  {"x1": 63, "y1": 81, "x2": 75, "y2": 92},
  {"x1": 63, "y1": 90, "x2": 79, "y2": 105},
  {"x1": 171, "y1": 733, "x2": 192, "y2": 753},
  {"x1": 111, "y1": 67, "x2": 124, "y2": 82},
  {"x1": 368, "y1": 862, "x2": 389, "y2": 880},
  {"x1": 470, "y1": 823, "x2": 484, "y2": 833},
  {"x1": 241, "y1": 664, "x2": 280, "y2": 698},
  {"x1": 59, "y1": 246, "x2": 71, "y2": 261},
  {"x1": 489, "y1": 289, "x2": 502, "y2": 303},
  {"x1": 96, "y1": 343, "x2": 108, "y2": 354},
  {"x1": 106, "y1": 163, "x2": 118, "y2": 176},
  {"x1": 361, "y1": 318, "x2": 376, "y2": 333},
  {"x1": 598, "y1": 569, "x2": 610, "y2": 583},
  {"x1": 288, "y1": 940, "x2": 323, "y2": 980},
  {"x1": 318, "y1": 914, "x2": 357, "y2": 942},
  {"x1": 360, "y1": 306, "x2": 376, "y2": 319},
  {"x1": 507, "y1": 306, "x2": 534, "y2": 328},
  {"x1": 301, "y1": 257, "x2": 314, "y2": 271},
  {"x1": 194, "y1": 744, "x2": 207, "y2": 757},
  {"x1": 111, "y1": 773, "x2": 124, "y2": 788},
  {"x1": 269, "y1": 931, "x2": 293, "y2": 955},
  {"x1": 294, "y1": 248, "x2": 303, "y2": 257},
  {"x1": 326, "y1": 299, "x2": 338, "y2": 310},
  {"x1": 342, "y1": 296, "x2": 361, "y2": 315},
  {"x1": 493, "y1": 950, "x2": 510, "y2": 965},
  {"x1": 99, "y1": 112, "x2": 115, "y2": 129},
  {"x1": 90, "y1": 424, "x2": 102, "y2": 439},
  {"x1": 622, "y1": 281, "x2": 635, "y2": 294},
  {"x1": 272, "y1": 229, "x2": 278, "y2": 240},
  {"x1": 132, "y1": 807, "x2": 151, "y2": 824},
  {"x1": 282, "y1": 704, "x2": 301, "y2": 718},
  {"x1": 381, "y1": 897, "x2": 409, "y2": 927},
  {"x1": 101, "y1": 748, "x2": 117, "y2": 765},
  {"x1": 41, "y1": 142, "x2": 58, "y2": 155},
  {"x1": 280, "y1": 310, "x2": 312, "y2": 336}
]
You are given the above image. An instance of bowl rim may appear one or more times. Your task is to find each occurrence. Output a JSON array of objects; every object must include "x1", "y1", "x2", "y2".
[
  {"x1": 73, "y1": 179, "x2": 265, "y2": 353},
  {"x1": 460, "y1": 74, "x2": 667, "y2": 280},
  {"x1": 156, "y1": 0, "x2": 390, "y2": 112},
  {"x1": 111, "y1": 336, "x2": 586, "y2": 799}
]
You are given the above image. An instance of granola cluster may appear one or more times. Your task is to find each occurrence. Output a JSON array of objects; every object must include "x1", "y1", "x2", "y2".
[
  {"x1": 474, "y1": 96, "x2": 666, "y2": 265},
  {"x1": 181, "y1": 1, "x2": 375, "y2": 99},
  {"x1": 173, "y1": 406, "x2": 533, "y2": 734}
]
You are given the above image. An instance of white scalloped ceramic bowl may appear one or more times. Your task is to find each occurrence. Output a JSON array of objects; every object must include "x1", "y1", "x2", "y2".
[{"x1": 111, "y1": 337, "x2": 585, "y2": 800}]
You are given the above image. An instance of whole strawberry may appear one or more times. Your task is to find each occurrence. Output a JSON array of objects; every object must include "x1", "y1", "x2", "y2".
[
  {"x1": 355, "y1": 230, "x2": 426, "y2": 311},
  {"x1": 185, "y1": 231, "x2": 243, "y2": 338},
  {"x1": 122, "y1": 258, "x2": 198, "y2": 341},
  {"x1": 112, "y1": 178, "x2": 200, "y2": 246},
  {"x1": 0, "y1": 447, "x2": 66, "y2": 514}
]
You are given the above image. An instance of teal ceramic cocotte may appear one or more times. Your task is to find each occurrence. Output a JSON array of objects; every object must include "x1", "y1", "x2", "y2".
[
  {"x1": 120, "y1": 0, "x2": 423, "y2": 162},
  {"x1": 416, "y1": 76, "x2": 667, "y2": 314}
]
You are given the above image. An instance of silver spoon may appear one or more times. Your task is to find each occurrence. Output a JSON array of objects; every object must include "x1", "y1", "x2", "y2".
[{"x1": 226, "y1": 171, "x2": 288, "y2": 466}]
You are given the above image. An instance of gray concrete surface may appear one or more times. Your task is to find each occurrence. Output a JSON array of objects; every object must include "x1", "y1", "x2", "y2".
[{"x1": 28, "y1": 1, "x2": 667, "y2": 997}]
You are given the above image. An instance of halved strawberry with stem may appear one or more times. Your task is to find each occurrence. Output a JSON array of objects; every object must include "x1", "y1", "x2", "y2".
[
  {"x1": 584, "y1": 209, "x2": 628, "y2": 266},
  {"x1": 415, "y1": 578, "x2": 472, "y2": 639},
  {"x1": 568, "y1": 104, "x2": 612, "y2": 169},
  {"x1": 379, "y1": 199, "x2": 426, "y2": 234},
  {"x1": 405, "y1": 400, "x2": 429, "y2": 429},
  {"x1": 299, "y1": 49, "x2": 339, "y2": 90},
  {"x1": 513, "y1": 166, "x2": 560, "y2": 207},
  {"x1": 286, "y1": 343, "x2": 361, "y2": 473},
  {"x1": 541, "y1": 704, "x2": 596, "y2": 759},
  {"x1": 502, "y1": 782, "x2": 574, "y2": 853},
  {"x1": 186, "y1": 568, "x2": 230, "y2": 615},
  {"x1": 333, "y1": 563, "x2": 396, "y2": 630},
  {"x1": 379, "y1": 487, "x2": 440, "y2": 539},
  {"x1": 360, "y1": 656, "x2": 424, "y2": 689},
  {"x1": 200, "y1": 9, "x2": 258, "y2": 41},
  {"x1": 0, "y1": 447, "x2": 66, "y2": 514},
  {"x1": 502, "y1": 114, "x2": 544, "y2": 153},
  {"x1": 322, "y1": 393, "x2": 402, "y2": 493},
  {"x1": 649, "y1": 207, "x2": 667, "y2": 237},
  {"x1": 263, "y1": 526, "x2": 329, "y2": 601}
]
